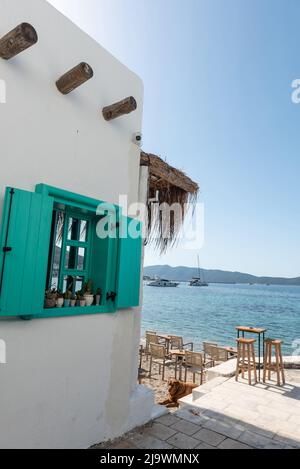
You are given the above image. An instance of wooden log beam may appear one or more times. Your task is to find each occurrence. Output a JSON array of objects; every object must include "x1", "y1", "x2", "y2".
[
  {"x1": 141, "y1": 152, "x2": 199, "y2": 194},
  {"x1": 56, "y1": 62, "x2": 94, "y2": 94},
  {"x1": 0, "y1": 23, "x2": 38, "y2": 60},
  {"x1": 102, "y1": 96, "x2": 137, "y2": 121}
]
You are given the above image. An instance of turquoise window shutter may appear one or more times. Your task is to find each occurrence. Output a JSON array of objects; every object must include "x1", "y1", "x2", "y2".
[
  {"x1": 0, "y1": 188, "x2": 53, "y2": 317},
  {"x1": 116, "y1": 216, "x2": 142, "y2": 309}
]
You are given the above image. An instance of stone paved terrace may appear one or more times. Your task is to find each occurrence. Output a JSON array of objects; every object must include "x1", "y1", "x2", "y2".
[{"x1": 95, "y1": 370, "x2": 300, "y2": 449}]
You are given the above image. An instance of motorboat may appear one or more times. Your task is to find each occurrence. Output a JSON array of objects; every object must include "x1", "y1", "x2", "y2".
[{"x1": 148, "y1": 278, "x2": 179, "y2": 288}]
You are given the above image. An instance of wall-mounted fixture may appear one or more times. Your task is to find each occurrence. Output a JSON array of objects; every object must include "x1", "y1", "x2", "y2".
[{"x1": 133, "y1": 132, "x2": 143, "y2": 147}]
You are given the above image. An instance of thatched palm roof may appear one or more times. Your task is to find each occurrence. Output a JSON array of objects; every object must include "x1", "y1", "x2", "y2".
[
  {"x1": 140, "y1": 152, "x2": 199, "y2": 252},
  {"x1": 140, "y1": 152, "x2": 199, "y2": 194}
]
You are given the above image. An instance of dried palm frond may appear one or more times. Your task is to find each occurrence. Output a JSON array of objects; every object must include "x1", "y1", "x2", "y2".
[{"x1": 141, "y1": 152, "x2": 199, "y2": 253}]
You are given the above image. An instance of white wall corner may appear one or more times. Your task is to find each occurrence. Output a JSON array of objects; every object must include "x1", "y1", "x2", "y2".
[{"x1": 125, "y1": 385, "x2": 166, "y2": 433}]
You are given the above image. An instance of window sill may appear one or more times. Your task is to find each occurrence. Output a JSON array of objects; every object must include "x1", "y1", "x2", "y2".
[{"x1": 23, "y1": 304, "x2": 116, "y2": 319}]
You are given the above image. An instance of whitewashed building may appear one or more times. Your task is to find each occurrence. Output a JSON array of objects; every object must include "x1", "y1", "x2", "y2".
[
  {"x1": 0, "y1": 0, "x2": 158, "y2": 449},
  {"x1": 0, "y1": 0, "x2": 198, "y2": 449}
]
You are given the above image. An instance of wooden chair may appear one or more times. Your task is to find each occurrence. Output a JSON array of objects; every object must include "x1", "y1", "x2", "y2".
[
  {"x1": 183, "y1": 351, "x2": 212, "y2": 385},
  {"x1": 210, "y1": 345, "x2": 229, "y2": 366},
  {"x1": 263, "y1": 339, "x2": 285, "y2": 386},
  {"x1": 149, "y1": 343, "x2": 176, "y2": 381},
  {"x1": 203, "y1": 342, "x2": 218, "y2": 362},
  {"x1": 236, "y1": 338, "x2": 257, "y2": 385},
  {"x1": 169, "y1": 335, "x2": 193, "y2": 351},
  {"x1": 145, "y1": 331, "x2": 159, "y2": 361}
]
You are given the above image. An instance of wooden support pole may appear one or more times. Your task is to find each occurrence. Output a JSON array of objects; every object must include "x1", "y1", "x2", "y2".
[
  {"x1": 102, "y1": 96, "x2": 137, "y2": 121},
  {"x1": 0, "y1": 23, "x2": 38, "y2": 60},
  {"x1": 56, "y1": 62, "x2": 94, "y2": 95}
]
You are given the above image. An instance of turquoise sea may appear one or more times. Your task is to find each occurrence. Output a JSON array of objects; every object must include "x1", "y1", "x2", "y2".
[{"x1": 141, "y1": 283, "x2": 300, "y2": 355}]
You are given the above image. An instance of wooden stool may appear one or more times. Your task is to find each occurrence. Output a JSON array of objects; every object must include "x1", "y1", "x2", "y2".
[
  {"x1": 263, "y1": 339, "x2": 285, "y2": 386},
  {"x1": 236, "y1": 338, "x2": 257, "y2": 385}
]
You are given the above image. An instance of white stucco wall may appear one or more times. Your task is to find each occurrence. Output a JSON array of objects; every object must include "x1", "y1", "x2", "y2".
[{"x1": 0, "y1": 0, "x2": 153, "y2": 449}]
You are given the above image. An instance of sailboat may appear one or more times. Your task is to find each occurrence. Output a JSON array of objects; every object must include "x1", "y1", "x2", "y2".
[{"x1": 189, "y1": 256, "x2": 209, "y2": 287}]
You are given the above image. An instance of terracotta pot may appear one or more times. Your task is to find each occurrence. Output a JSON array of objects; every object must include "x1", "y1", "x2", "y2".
[
  {"x1": 80, "y1": 299, "x2": 86, "y2": 307},
  {"x1": 70, "y1": 300, "x2": 76, "y2": 307},
  {"x1": 44, "y1": 298, "x2": 56, "y2": 309}
]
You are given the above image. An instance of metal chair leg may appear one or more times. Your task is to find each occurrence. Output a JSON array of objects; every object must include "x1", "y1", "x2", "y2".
[{"x1": 149, "y1": 356, "x2": 152, "y2": 378}]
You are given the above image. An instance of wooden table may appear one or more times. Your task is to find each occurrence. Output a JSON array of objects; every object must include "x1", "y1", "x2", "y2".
[
  {"x1": 236, "y1": 326, "x2": 267, "y2": 381},
  {"x1": 219, "y1": 346, "x2": 238, "y2": 359},
  {"x1": 156, "y1": 334, "x2": 172, "y2": 353}
]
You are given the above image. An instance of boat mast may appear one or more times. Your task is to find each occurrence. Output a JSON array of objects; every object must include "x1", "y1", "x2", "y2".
[{"x1": 197, "y1": 255, "x2": 202, "y2": 282}]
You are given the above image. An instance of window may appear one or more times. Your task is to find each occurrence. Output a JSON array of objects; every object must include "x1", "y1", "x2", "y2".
[
  {"x1": 0, "y1": 185, "x2": 142, "y2": 319},
  {"x1": 46, "y1": 210, "x2": 92, "y2": 294}
]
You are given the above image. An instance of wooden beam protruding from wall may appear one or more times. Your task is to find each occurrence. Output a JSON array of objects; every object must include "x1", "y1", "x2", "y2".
[
  {"x1": 56, "y1": 62, "x2": 94, "y2": 95},
  {"x1": 102, "y1": 96, "x2": 137, "y2": 121},
  {"x1": 0, "y1": 23, "x2": 38, "y2": 60}
]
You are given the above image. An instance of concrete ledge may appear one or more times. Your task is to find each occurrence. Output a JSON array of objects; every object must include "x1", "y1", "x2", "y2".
[
  {"x1": 206, "y1": 357, "x2": 300, "y2": 384},
  {"x1": 281, "y1": 356, "x2": 300, "y2": 369},
  {"x1": 178, "y1": 393, "x2": 194, "y2": 409},
  {"x1": 193, "y1": 377, "x2": 229, "y2": 400},
  {"x1": 206, "y1": 360, "x2": 237, "y2": 381},
  {"x1": 179, "y1": 377, "x2": 229, "y2": 407}
]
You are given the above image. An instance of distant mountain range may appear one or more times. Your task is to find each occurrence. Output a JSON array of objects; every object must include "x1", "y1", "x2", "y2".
[{"x1": 143, "y1": 265, "x2": 300, "y2": 286}]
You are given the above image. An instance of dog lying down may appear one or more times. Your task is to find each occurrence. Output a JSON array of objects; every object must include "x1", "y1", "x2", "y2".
[{"x1": 159, "y1": 379, "x2": 198, "y2": 408}]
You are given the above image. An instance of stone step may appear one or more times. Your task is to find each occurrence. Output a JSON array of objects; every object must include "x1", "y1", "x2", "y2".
[
  {"x1": 178, "y1": 393, "x2": 194, "y2": 409},
  {"x1": 193, "y1": 377, "x2": 229, "y2": 400},
  {"x1": 178, "y1": 377, "x2": 229, "y2": 408},
  {"x1": 206, "y1": 359, "x2": 237, "y2": 382}
]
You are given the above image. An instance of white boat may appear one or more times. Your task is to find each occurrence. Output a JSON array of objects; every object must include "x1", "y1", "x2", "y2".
[
  {"x1": 190, "y1": 277, "x2": 208, "y2": 287},
  {"x1": 148, "y1": 278, "x2": 179, "y2": 288},
  {"x1": 189, "y1": 255, "x2": 209, "y2": 287}
]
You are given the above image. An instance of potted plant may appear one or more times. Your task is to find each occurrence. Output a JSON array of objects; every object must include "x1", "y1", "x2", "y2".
[
  {"x1": 84, "y1": 279, "x2": 94, "y2": 306},
  {"x1": 56, "y1": 291, "x2": 64, "y2": 308},
  {"x1": 44, "y1": 289, "x2": 57, "y2": 309},
  {"x1": 63, "y1": 290, "x2": 72, "y2": 307},
  {"x1": 95, "y1": 287, "x2": 102, "y2": 306},
  {"x1": 76, "y1": 291, "x2": 86, "y2": 307},
  {"x1": 70, "y1": 294, "x2": 76, "y2": 307}
]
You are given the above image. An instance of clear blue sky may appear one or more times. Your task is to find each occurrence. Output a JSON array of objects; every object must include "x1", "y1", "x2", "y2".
[{"x1": 49, "y1": 0, "x2": 300, "y2": 278}]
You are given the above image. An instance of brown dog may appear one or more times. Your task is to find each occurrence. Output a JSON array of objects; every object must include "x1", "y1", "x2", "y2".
[{"x1": 160, "y1": 379, "x2": 198, "y2": 408}]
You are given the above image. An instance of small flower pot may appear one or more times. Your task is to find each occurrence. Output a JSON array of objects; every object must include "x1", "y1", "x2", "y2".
[
  {"x1": 80, "y1": 299, "x2": 86, "y2": 307},
  {"x1": 56, "y1": 298, "x2": 64, "y2": 308},
  {"x1": 95, "y1": 295, "x2": 101, "y2": 306},
  {"x1": 70, "y1": 300, "x2": 76, "y2": 307},
  {"x1": 44, "y1": 298, "x2": 56, "y2": 309},
  {"x1": 64, "y1": 299, "x2": 71, "y2": 308},
  {"x1": 84, "y1": 294, "x2": 94, "y2": 307}
]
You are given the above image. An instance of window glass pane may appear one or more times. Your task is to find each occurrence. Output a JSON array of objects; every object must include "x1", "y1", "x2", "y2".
[
  {"x1": 63, "y1": 276, "x2": 75, "y2": 293},
  {"x1": 47, "y1": 211, "x2": 65, "y2": 290},
  {"x1": 50, "y1": 275, "x2": 59, "y2": 291},
  {"x1": 75, "y1": 276, "x2": 84, "y2": 292},
  {"x1": 80, "y1": 220, "x2": 88, "y2": 242},
  {"x1": 65, "y1": 246, "x2": 77, "y2": 270},
  {"x1": 55, "y1": 212, "x2": 65, "y2": 248},
  {"x1": 68, "y1": 217, "x2": 80, "y2": 241},
  {"x1": 46, "y1": 208, "x2": 92, "y2": 298},
  {"x1": 77, "y1": 247, "x2": 86, "y2": 271}
]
